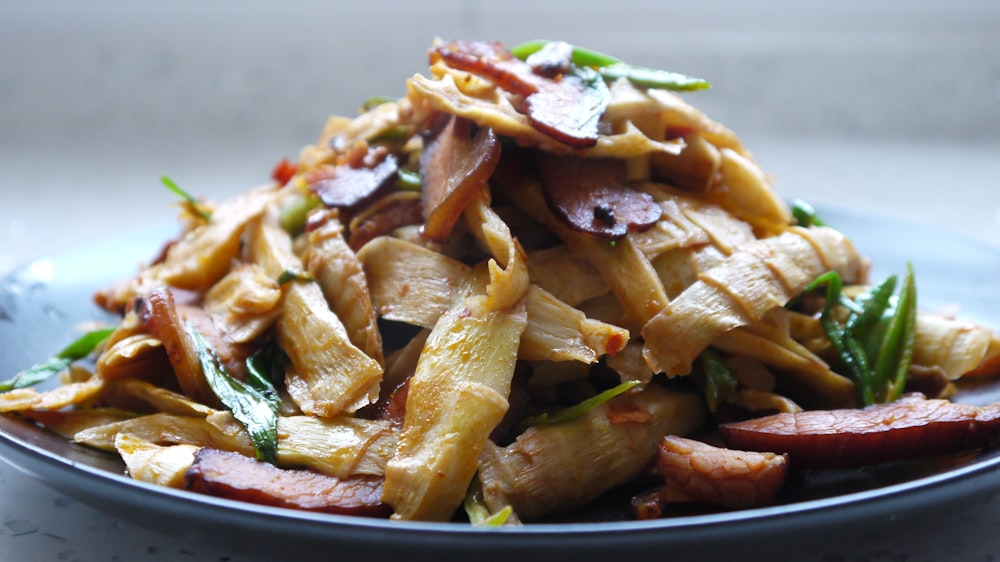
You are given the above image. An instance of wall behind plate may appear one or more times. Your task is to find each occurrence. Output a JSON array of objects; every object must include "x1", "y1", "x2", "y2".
[
  {"x1": 0, "y1": 0, "x2": 998, "y2": 271},
  {"x1": 3, "y1": 0, "x2": 997, "y2": 148}
]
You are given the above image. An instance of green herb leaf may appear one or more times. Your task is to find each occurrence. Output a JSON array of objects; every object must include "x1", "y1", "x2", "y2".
[
  {"x1": 515, "y1": 379, "x2": 640, "y2": 434},
  {"x1": 873, "y1": 262, "x2": 917, "y2": 402},
  {"x1": 186, "y1": 324, "x2": 279, "y2": 464},
  {"x1": 244, "y1": 343, "x2": 285, "y2": 406},
  {"x1": 0, "y1": 358, "x2": 71, "y2": 392},
  {"x1": 0, "y1": 327, "x2": 115, "y2": 392},
  {"x1": 510, "y1": 40, "x2": 710, "y2": 91},
  {"x1": 845, "y1": 335, "x2": 877, "y2": 405},
  {"x1": 797, "y1": 266, "x2": 919, "y2": 406},
  {"x1": 791, "y1": 199, "x2": 827, "y2": 227},
  {"x1": 368, "y1": 126, "x2": 413, "y2": 144},
  {"x1": 463, "y1": 476, "x2": 515, "y2": 527},
  {"x1": 57, "y1": 327, "x2": 117, "y2": 361},
  {"x1": 395, "y1": 169, "x2": 423, "y2": 191},
  {"x1": 805, "y1": 271, "x2": 877, "y2": 405},
  {"x1": 278, "y1": 193, "x2": 321, "y2": 237},
  {"x1": 700, "y1": 348, "x2": 739, "y2": 412},
  {"x1": 360, "y1": 95, "x2": 396, "y2": 113},
  {"x1": 597, "y1": 62, "x2": 710, "y2": 91},
  {"x1": 276, "y1": 269, "x2": 315, "y2": 285},
  {"x1": 161, "y1": 176, "x2": 211, "y2": 220},
  {"x1": 565, "y1": 44, "x2": 621, "y2": 68},
  {"x1": 508, "y1": 39, "x2": 552, "y2": 61},
  {"x1": 481, "y1": 505, "x2": 514, "y2": 526},
  {"x1": 845, "y1": 275, "x2": 897, "y2": 337}
]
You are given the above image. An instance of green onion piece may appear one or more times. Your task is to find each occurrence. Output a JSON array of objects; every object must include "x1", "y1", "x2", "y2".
[
  {"x1": 566, "y1": 44, "x2": 622, "y2": 68},
  {"x1": 845, "y1": 336, "x2": 877, "y2": 406},
  {"x1": 463, "y1": 476, "x2": 515, "y2": 527},
  {"x1": 463, "y1": 477, "x2": 490, "y2": 523},
  {"x1": 509, "y1": 39, "x2": 710, "y2": 91},
  {"x1": 368, "y1": 126, "x2": 412, "y2": 144},
  {"x1": 360, "y1": 95, "x2": 396, "y2": 113},
  {"x1": 515, "y1": 379, "x2": 640, "y2": 433},
  {"x1": 244, "y1": 343, "x2": 284, "y2": 406},
  {"x1": 395, "y1": 169, "x2": 423, "y2": 191},
  {"x1": 597, "y1": 62, "x2": 710, "y2": 91},
  {"x1": 511, "y1": 39, "x2": 621, "y2": 68},
  {"x1": 0, "y1": 358, "x2": 72, "y2": 391},
  {"x1": 186, "y1": 324, "x2": 279, "y2": 464},
  {"x1": 278, "y1": 194, "x2": 321, "y2": 237},
  {"x1": 795, "y1": 267, "x2": 918, "y2": 405},
  {"x1": 845, "y1": 275, "x2": 897, "y2": 337},
  {"x1": 873, "y1": 262, "x2": 918, "y2": 402},
  {"x1": 794, "y1": 268, "x2": 830, "y2": 301},
  {"x1": 481, "y1": 505, "x2": 514, "y2": 527},
  {"x1": 808, "y1": 271, "x2": 876, "y2": 405},
  {"x1": 508, "y1": 39, "x2": 552, "y2": 61},
  {"x1": 700, "y1": 348, "x2": 739, "y2": 412},
  {"x1": 276, "y1": 269, "x2": 315, "y2": 285},
  {"x1": 161, "y1": 175, "x2": 211, "y2": 220},
  {"x1": 838, "y1": 293, "x2": 865, "y2": 316},
  {"x1": 0, "y1": 327, "x2": 116, "y2": 391},
  {"x1": 791, "y1": 199, "x2": 827, "y2": 227}
]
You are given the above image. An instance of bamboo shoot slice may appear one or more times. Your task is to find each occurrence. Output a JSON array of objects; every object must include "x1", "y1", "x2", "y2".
[
  {"x1": 149, "y1": 187, "x2": 276, "y2": 292},
  {"x1": 359, "y1": 236, "x2": 471, "y2": 329},
  {"x1": 382, "y1": 275, "x2": 527, "y2": 521},
  {"x1": 116, "y1": 433, "x2": 198, "y2": 488},
  {"x1": 248, "y1": 219, "x2": 382, "y2": 417},
  {"x1": 912, "y1": 312, "x2": 995, "y2": 380},
  {"x1": 305, "y1": 210, "x2": 385, "y2": 366},
  {"x1": 477, "y1": 383, "x2": 705, "y2": 520},
  {"x1": 642, "y1": 227, "x2": 864, "y2": 376},
  {"x1": 519, "y1": 285, "x2": 628, "y2": 363}
]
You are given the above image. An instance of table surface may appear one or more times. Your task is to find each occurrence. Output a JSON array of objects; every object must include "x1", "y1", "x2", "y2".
[{"x1": 2, "y1": 1, "x2": 1000, "y2": 560}]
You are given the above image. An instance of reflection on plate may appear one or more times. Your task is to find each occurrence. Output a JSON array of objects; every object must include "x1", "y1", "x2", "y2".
[{"x1": 1, "y1": 208, "x2": 999, "y2": 562}]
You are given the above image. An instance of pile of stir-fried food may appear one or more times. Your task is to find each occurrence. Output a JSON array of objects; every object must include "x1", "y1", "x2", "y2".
[{"x1": 3, "y1": 39, "x2": 1000, "y2": 524}]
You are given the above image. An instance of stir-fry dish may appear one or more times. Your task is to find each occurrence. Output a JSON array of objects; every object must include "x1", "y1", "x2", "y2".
[{"x1": 4, "y1": 39, "x2": 1000, "y2": 525}]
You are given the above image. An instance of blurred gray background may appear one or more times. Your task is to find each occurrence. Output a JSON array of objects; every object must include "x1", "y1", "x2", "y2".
[
  {"x1": 0, "y1": 2, "x2": 999, "y2": 560},
  {"x1": 1, "y1": 0, "x2": 998, "y2": 275},
  {"x1": 0, "y1": 0, "x2": 1000, "y2": 271}
]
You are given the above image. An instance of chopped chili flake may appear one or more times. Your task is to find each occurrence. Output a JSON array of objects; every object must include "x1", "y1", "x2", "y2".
[
  {"x1": 271, "y1": 158, "x2": 298, "y2": 186},
  {"x1": 606, "y1": 402, "x2": 653, "y2": 425},
  {"x1": 605, "y1": 332, "x2": 626, "y2": 356}
]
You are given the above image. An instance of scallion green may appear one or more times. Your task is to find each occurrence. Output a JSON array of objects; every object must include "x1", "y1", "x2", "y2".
[
  {"x1": 794, "y1": 265, "x2": 919, "y2": 406},
  {"x1": 360, "y1": 96, "x2": 396, "y2": 113},
  {"x1": 515, "y1": 379, "x2": 640, "y2": 433},
  {"x1": 161, "y1": 175, "x2": 211, "y2": 220},
  {"x1": 463, "y1": 476, "x2": 515, "y2": 527},
  {"x1": 873, "y1": 262, "x2": 917, "y2": 402},
  {"x1": 395, "y1": 169, "x2": 423, "y2": 191},
  {"x1": 186, "y1": 324, "x2": 279, "y2": 464},
  {"x1": 276, "y1": 269, "x2": 315, "y2": 285},
  {"x1": 700, "y1": 348, "x2": 739, "y2": 412},
  {"x1": 791, "y1": 199, "x2": 827, "y2": 227},
  {"x1": 0, "y1": 327, "x2": 115, "y2": 391},
  {"x1": 510, "y1": 40, "x2": 710, "y2": 91},
  {"x1": 278, "y1": 194, "x2": 320, "y2": 237}
]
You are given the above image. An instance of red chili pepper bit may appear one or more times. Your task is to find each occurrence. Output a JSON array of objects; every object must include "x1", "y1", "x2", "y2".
[
  {"x1": 605, "y1": 332, "x2": 626, "y2": 356},
  {"x1": 271, "y1": 158, "x2": 298, "y2": 186}
]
